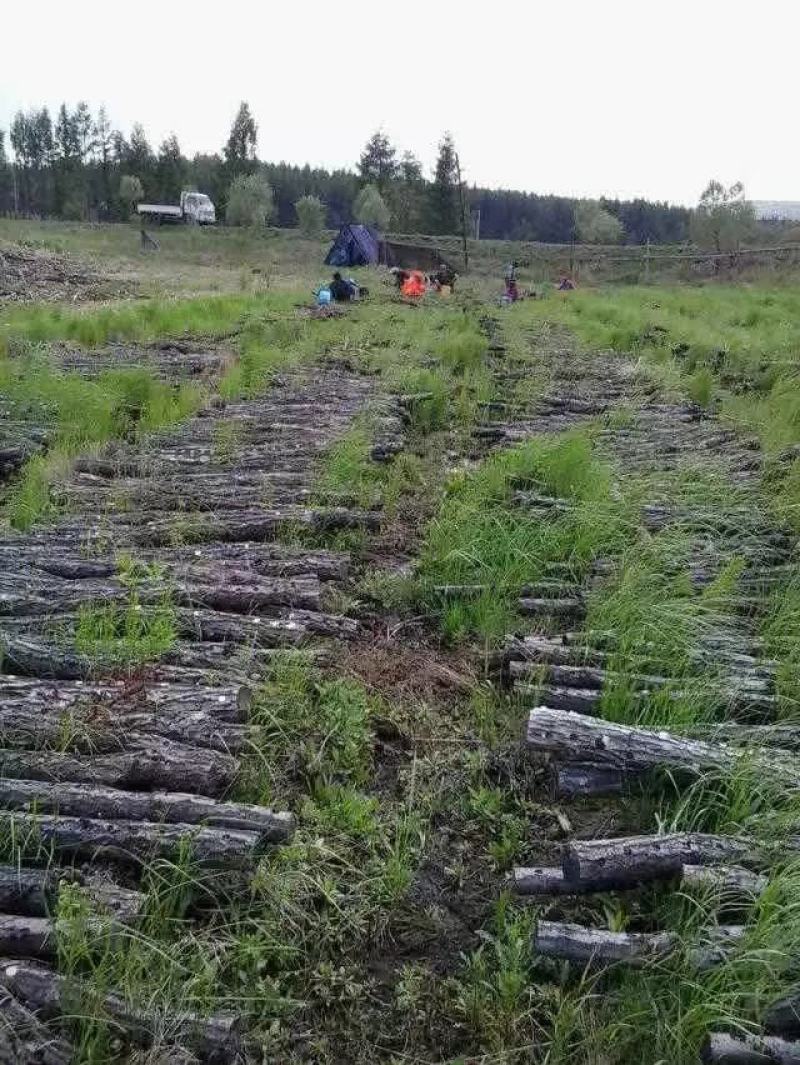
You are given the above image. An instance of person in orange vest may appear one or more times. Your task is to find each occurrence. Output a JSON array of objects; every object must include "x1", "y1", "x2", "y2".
[{"x1": 401, "y1": 270, "x2": 426, "y2": 298}]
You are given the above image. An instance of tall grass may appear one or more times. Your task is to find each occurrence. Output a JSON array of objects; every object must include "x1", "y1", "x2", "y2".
[{"x1": 417, "y1": 432, "x2": 634, "y2": 641}]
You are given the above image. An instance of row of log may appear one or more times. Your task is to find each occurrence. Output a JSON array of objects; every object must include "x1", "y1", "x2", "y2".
[
  {"x1": 0, "y1": 365, "x2": 405, "y2": 1060},
  {"x1": 484, "y1": 353, "x2": 800, "y2": 1062},
  {"x1": 0, "y1": 959, "x2": 243, "y2": 1063}
]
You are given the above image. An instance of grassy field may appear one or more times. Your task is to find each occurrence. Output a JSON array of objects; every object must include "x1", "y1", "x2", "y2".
[{"x1": 1, "y1": 222, "x2": 800, "y2": 1062}]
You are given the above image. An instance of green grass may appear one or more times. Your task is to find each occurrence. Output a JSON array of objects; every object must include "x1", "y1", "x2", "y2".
[
  {"x1": 516, "y1": 284, "x2": 800, "y2": 451},
  {"x1": 417, "y1": 431, "x2": 634, "y2": 641}
]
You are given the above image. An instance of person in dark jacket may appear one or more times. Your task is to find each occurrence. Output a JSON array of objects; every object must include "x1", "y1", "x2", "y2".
[{"x1": 329, "y1": 272, "x2": 352, "y2": 302}]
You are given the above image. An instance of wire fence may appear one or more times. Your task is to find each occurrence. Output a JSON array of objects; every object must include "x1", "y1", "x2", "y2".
[{"x1": 385, "y1": 232, "x2": 800, "y2": 282}]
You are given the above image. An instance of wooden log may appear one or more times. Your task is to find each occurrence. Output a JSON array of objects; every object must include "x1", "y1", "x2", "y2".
[
  {"x1": 0, "y1": 637, "x2": 92, "y2": 680},
  {"x1": 765, "y1": 991, "x2": 800, "y2": 1037},
  {"x1": 126, "y1": 506, "x2": 380, "y2": 547},
  {"x1": 0, "y1": 986, "x2": 72, "y2": 1065},
  {"x1": 0, "y1": 812, "x2": 262, "y2": 867},
  {"x1": 682, "y1": 864, "x2": 768, "y2": 898},
  {"x1": 689, "y1": 925, "x2": 745, "y2": 972},
  {"x1": 555, "y1": 762, "x2": 627, "y2": 798},
  {"x1": 0, "y1": 779, "x2": 294, "y2": 840},
  {"x1": 513, "y1": 867, "x2": 574, "y2": 895},
  {"x1": 526, "y1": 707, "x2": 796, "y2": 780},
  {"x1": 0, "y1": 736, "x2": 237, "y2": 797},
  {"x1": 0, "y1": 677, "x2": 249, "y2": 721},
  {"x1": 562, "y1": 834, "x2": 754, "y2": 890},
  {"x1": 701, "y1": 1032, "x2": 800, "y2": 1064},
  {"x1": 0, "y1": 694, "x2": 248, "y2": 754},
  {"x1": 534, "y1": 920, "x2": 677, "y2": 966},
  {"x1": 0, "y1": 960, "x2": 244, "y2": 1063},
  {"x1": 0, "y1": 866, "x2": 143, "y2": 923},
  {"x1": 518, "y1": 597, "x2": 585, "y2": 618},
  {"x1": 0, "y1": 916, "x2": 54, "y2": 959},
  {"x1": 0, "y1": 570, "x2": 322, "y2": 616}
]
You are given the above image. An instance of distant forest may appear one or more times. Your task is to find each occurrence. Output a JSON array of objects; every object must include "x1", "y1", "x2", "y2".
[{"x1": 0, "y1": 102, "x2": 691, "y2": 245}]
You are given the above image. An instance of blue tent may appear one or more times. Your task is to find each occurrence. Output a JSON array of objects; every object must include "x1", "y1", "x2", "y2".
[{"x1": 324, "y1": 224, "x2": 382, "y2": 267}]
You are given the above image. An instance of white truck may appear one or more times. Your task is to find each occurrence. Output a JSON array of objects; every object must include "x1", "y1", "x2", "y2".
[{"x1": 137, "y1": 190, "x2": 216, "y2": 225}]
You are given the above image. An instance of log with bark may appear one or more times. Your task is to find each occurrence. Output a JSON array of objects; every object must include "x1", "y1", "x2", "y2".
[
  {"x1": 534, "y1": 920, "x2": 676, "y2": 966},
  {"x1": 682, "y1": 863, "x2": 768, "y2": 899},
  {"x1": 534, "y1": 919, "x2": 743, "y2": 971},
  {"x1": 0, "y1": 960, "x2": 244, "y2": 1064},
  {"x1": 0, "y1": 985, "x2": 72, "y2": 1065},
  {"x1": 525, "y1": 707, "x2": 797, "y2": 782},
  {"x1": 561, "y1": 833, "x2": 755, "y2": 891},
  {"x1": 0, "y1": 677, "x2": 249, "y2": 721},
  {"x1": 0, "y1": 735, "x2": 237, "y2": 796},
  {"x1": 0, "y1": 865, "x2": 143, "y2": 925},
  {"x1": 0, "y1": 811, "x2": 263, "y2": 867},
  {"x1": 765, "y1": 991, "x2": 800, "y2": 1038},
  {"x1": 0, "y1": 779, "x2": 293, "y2": 840},
  {"x1": 0, "y1": 568, "x2": 323, "y2": 616},
  {"x1": 701, "y1": 1032, "x2": 800, "y2": 1064},
  {"x1": 125, "y1": 505, "x2": 380, "y2": 547},
  {"x1": 555, "y1": 762, "x2": 627, "y2": 798}
]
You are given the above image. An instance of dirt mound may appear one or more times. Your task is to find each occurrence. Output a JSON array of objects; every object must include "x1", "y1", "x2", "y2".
[{"x1": 0, "y1": 242, "x2": 131, "y2": 303}]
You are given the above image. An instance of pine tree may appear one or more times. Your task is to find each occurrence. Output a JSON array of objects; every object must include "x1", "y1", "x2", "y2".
[
  {"x1": 357, "y1": 131, "x2": 397, "y2": 190},
  {"x1": 126, "y1": 123, "x2": 155, "y2": 197},
  {"x1": 93, "y1": 107, "x2": 114, "y2": 211},
  {"x1": 54, "y1": 104, "x2": 81, "y2": 217},
  {"x1": 0, "y1": 130, "x2": 12, "y2": 214},
  {"x1": 427, "y1": 133, "x2": 459, "y2": 235},
  {"x1": 224, "y1": 102, "x2": 258, "y2": 177},
  {"x1": 390, "y1": 151, "x2": 424, "y2": 231},
  {"x1": 74, "y1": 102, "x2": 95, "y2": 161},
  {"x1": 156, "y1": 134, "x2": 186, "y2": 202}
]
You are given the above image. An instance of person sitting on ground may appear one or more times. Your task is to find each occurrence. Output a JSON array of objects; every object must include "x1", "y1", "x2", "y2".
[
  {"x1": 329, "y1": 271, "x2": 353, "y2": 302},
  {"x1": 557, "y1": 275, "x2": 576, "y2": 291},
  {"x1": 436, "y1": 263, "x2": 457, "y2": 290},
  {"x1": 401, "y1": 270, "x2": 427, "y2": 298},
  {"x1": 504, "y1": 277, "x2": 521, "y2": 302}
]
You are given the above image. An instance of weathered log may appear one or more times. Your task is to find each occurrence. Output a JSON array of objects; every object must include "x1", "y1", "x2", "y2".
[
  {"x1": 518, "y1": 597, "x2": 584, "y2": 618},
  {"x1": 0, "y1": 676, "x2": 249, "y2": 721},
  {"x1": 689, "y1": 925, "x2": 746, "y2": 971},
  {"x1": 0, "y1": 960, "x2": 244, "y2": 1063},
  {"x1": 126, "y1": 505, "x2": 380, "y2": 546},
  {"x1": 682, "y1": 864, "x2": 768, "y2": 898},
  {"x1": 0, "y1": 812, "x2": 262, "y2": 867},
  {"x1": 0, "y1": 636, "x2": 93, "y2": 680},
  {"x1": 511, "y1": 660, "x2": 772, "y2": 698},
  {"x1": 0, "y1": 568, "x2": 322, "y2": 616},
  {"x1": 0, "y1": 866, "x2": 143, "y2": 923},
  {"x1": 0, "y1": 986, "x2": 72, "y2": 1065},
  {"x1": 513, "y1": 867, "x2": 573, "y2": 895},
  {"x1": 0, "y1": 779, "x2": 293, "y2": 840},
  {"x1": 765, "y1": 991, "x2": 800, "y2": 1037},
  {"x1": 0, "y1": 697, "x2": 248, "y2": 754},
  {"x1": 562, "y1": 834, "x2": 754, "y2": 891},
  {"x1": 534, "y1": 920, "x2": 677, "y2": 966},
  {"x1": 0, "y1": 736, "x2": 237, "y2": 796},
  {"x1": 555, "y1": 762, "x2": 627, "y2": 798},
  {"x1": 701, "y1": 1032, "x2": 800, "y2": 1064},
  {"x1": 526, "y1": 707, "x2": 796, "y2": 781},
  {"x1": 0, "y1": 917, "x2": 54, "y2": 959}
]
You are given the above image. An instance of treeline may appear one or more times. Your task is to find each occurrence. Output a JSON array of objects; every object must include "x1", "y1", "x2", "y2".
[{"x1": 0, "y1": 102, "x2": 691, "y2": 244}]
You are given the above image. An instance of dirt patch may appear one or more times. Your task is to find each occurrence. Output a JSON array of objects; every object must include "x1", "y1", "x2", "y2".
[
  {"x1": 342, "y1": 639, "x2": 477, "y2": 709},
  {"x1": 0, "y1": 242, "x2": 133, "y2": 303}
]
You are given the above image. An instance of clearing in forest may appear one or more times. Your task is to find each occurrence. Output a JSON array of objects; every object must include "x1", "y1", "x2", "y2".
[{"x1": 0, "y1": 228, "x2": 799, "y2": 1064}]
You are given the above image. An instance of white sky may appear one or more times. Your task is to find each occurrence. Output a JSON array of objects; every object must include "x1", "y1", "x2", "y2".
[{"x1": 2, "y1": 0, "x2": 798, "y2": 207}]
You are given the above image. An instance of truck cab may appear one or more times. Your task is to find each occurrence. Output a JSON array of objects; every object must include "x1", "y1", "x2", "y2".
[{"x1": 180, "y1": 191, "x2": 216, "y2": 225}]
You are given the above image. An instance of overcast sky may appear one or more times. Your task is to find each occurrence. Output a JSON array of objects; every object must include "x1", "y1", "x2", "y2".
[{"x1": 2, "y1": 0, "x2": 797, "y2": 207}]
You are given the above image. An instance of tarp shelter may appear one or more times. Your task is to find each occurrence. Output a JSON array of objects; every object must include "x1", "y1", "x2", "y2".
[{"x1": 324, "y1": 224, "x2": 382, "y2": 267}]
